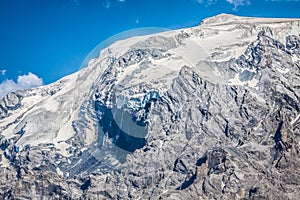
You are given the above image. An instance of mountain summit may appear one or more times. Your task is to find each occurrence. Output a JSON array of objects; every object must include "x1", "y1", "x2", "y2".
[{"x1": 1, "y1": 14, "x2": 300, "y2": 199}]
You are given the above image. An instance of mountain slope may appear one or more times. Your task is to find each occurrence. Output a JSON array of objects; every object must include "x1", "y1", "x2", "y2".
[{"x1": 0, "y1": 14, "x2": 300, "y2": 199}]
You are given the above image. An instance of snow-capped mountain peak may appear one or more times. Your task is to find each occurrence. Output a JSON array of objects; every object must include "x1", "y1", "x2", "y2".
[{"x1": 0, "y1": 14, "x2": 300, "y2": 199}]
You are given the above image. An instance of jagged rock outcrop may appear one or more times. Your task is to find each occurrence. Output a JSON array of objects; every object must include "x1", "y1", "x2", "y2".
[{"x1": 0, "y1": 14, "x2": 300, "y2": 199}]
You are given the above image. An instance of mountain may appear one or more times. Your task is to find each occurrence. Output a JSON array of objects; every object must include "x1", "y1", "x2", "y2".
[{"x1": 0, "y1": 14, "x2": 300, "y2": 199}]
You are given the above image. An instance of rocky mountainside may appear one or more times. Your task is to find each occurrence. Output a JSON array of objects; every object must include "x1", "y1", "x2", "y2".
[{"x1": 0, "y1": 14, "x2": 300, "y2": 199}]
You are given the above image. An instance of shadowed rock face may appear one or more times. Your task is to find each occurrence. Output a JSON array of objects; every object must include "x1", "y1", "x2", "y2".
[
  {"x1": 0, "y1": 14, "x2": 300, "y2": 199},
  {"x1": 96, "y1": 101, "x2": 147, "y2": 153}
]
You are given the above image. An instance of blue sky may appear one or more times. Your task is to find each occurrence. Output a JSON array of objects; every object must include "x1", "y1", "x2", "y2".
[{"x1": 0, "y1": 0, "x2": 299, "y2": 97}]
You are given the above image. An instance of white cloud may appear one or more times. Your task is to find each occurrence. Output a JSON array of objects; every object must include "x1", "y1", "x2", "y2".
[
  {"x1": 17, "y1": 72, "x2": 43, "y2": 89},
  {"x1": 1, "y1": 70, "x2": 6, "y2": 76},
  {"x1": 0, "y1": 72, "x2": 43, "y2": 99},
  {"x1": 103, "y1": 0, "x2": 126, "y2": 8},
  {"x1": 266, "y1": 0, "x2": 300, "y2": 1},
  {"x1": 195, "y1": 0, "x2": 251, "y2": 8},
  {"x1": 226, "y1": 0, "x2": 251, "y2": 10},
  {"x1": 103, "y1": 0, "x2": 112, "y2": 8},
  {"x1": 195, "y1": 0, "x2": 218, "y2": 5}
]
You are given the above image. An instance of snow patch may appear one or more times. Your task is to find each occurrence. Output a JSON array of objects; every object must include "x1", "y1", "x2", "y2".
[
  {"x1": 291, "y1": 114, "x2": 300, "y2": 125},
  {"x1": 0, "y1": 149, "x2": 10, "y2": 167},
  {"x1": 56, "y1": 167, "x2": 64, "y2": 176},
  {"x1": 228, "y1": 74, "x2": 243, "y2": 86},
  {"x1": 276, "y1": 67, "x2": 290, "y2": 74},
  {"x1": 247, "y1": 78, "x2": 259, "y2": 88},
  {"x1": 292, "y1": 55, "x2": 299, "y2": 63},
  {"x1": 228, "y1": 73, "x2": 258, "y2": 87}
]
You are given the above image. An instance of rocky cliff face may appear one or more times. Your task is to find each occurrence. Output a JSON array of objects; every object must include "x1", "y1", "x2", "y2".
[{"x1": 0, "y1": 14, "x2": 300, "y2": 199}]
